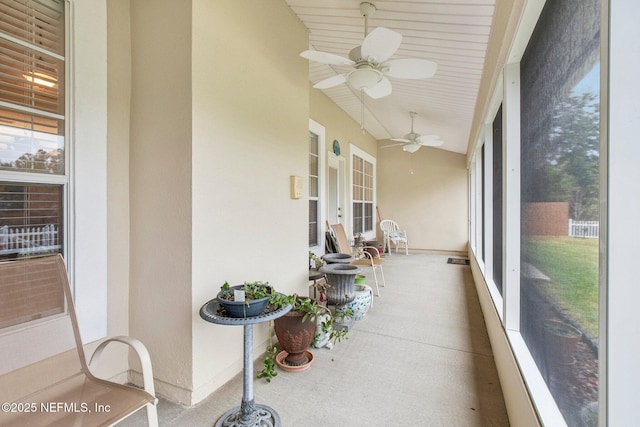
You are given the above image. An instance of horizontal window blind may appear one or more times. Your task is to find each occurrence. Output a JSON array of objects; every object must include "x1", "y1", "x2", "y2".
[
  {"x1": 0, "y1": 0, "x2": 65, "y2": 175},
  {"x1": 0, "y1": 37, "x2": 64, "y2": 115},
  {"x1": 0, "y1": 257, "x2": 64, "y2": 329},
  {"x1": 0, "y1": 183, "x2": 63, "y2": 260},
  {"x1": 0, "y1": 0, "x2": 64, "y2": 55},
  {"x1": 0, "y1": 0, "x2": 67, "y2": 328}
]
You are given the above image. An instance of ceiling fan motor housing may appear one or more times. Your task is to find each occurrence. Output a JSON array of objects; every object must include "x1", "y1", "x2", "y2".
[
  {"x1": 349, "y1": 46, "x2": 367, "y2": 63},
  {"x1": 405, "y1": 132, "x2": 420, "y2": 141}
]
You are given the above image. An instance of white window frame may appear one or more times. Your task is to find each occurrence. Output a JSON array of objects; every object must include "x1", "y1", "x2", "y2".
[
  {"x1": 349, "y1": 144, "x2": 376, "y2": 241},
  {"x1": 469, "y1": 160, "x2": 477, "y2": 255},
  {"x1": 600, "y1": 2, "x2": 640, "y2": 425},
  {"x1": 309, "y1": 119, "x2": 326, "y2": 255},
  {"x1": 470, "y1": 0, "x2": 595, "y2": 424},
  {"x1": 0, "y1": 0, "x2": 108, "y2": 374},
  {"x1": 484, "y1": 76, "x2": 504, "y2": 311}
]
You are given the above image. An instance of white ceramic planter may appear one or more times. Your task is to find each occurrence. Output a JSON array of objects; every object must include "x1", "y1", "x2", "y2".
[{"x1": 336, "y1": 284, "x2": 373, "y2": 320}]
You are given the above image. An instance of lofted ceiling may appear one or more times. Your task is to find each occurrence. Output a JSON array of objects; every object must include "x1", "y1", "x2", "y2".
[{"x1": 284, "y1": 0, "x2": 496, "y2": 154}]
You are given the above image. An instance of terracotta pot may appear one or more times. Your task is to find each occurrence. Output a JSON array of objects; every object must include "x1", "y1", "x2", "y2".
[
  {"x1": 275, "y1": 350, "x2": 314, "y2": 372},
  {"x1": 544, "y1": 319, "x2": 582, "y2": 364},
  {"x1": 274, "y1": 310, "x2": 317, "y2": 366}
]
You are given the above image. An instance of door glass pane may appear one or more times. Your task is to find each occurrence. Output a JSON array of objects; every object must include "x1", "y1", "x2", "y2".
[
  {"x1": 308, "y1": 131, "x2": 319, "y2": 246},
  {"x1": 309, "y1": 132, "x2": 318, "y2": 153},
  {"x1": 309, "y1": 176, "x2": 318, "y2": 198},
  {"x1": 364, "y1": 203, "x2": 373, "y2": 232},
  {"x1": 520, "y1": 0, "x2": 600, "y2": 424},
  {"x1": 309, "y1": 153, "x2": 318, "y2": 176},
  {"x1": 353, "y1": 203, "x2": 362, "y2": 234},
  {"x1": 309, "y1": 200, "x2": 318, "y2": 245}
]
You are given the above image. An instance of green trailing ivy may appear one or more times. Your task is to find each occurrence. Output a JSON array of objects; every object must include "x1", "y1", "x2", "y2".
[{"x1": 258, "y1": 294, "x2": 352, "y2": 383}]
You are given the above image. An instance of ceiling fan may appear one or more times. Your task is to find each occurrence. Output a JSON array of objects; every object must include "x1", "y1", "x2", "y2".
[
  {"x1": 382, "y1": 112, "x2": 444, "y2": 153},
  {"x1": 299, "y1": 2, "x2": 437, "y2": 99}
]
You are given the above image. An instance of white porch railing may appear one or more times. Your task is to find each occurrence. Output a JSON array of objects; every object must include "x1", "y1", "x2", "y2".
[
  {"x1": 568, "y1": 219, "x2": 599, "y2": 238},
  {"x1": 0, "y1": 224, "x2": 61, "y2": 255}
]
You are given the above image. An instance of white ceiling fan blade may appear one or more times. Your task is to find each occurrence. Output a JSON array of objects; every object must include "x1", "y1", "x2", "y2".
[
  {"x1": 360, "y1": 27, "x2": 402, "y2": 63},
  {"x1": 391, "y1": 138, "x2": 411, "y2": 143},
  {"x1": 416, "y1": 134, "x2": 441, "y2": 143},
  {"x1": 300, "y1": 50, "x2": 355, "y2": 66},
  {"x1": 364, "y1": 76, "x2": 392, "y2": 99},
  {"x1": 382, "y1": 58, "x2": 438, "y2": 79},
  {"x1": 380, "y1": 142, "x2": 405, "y2": 149},
  {"x1": 417, "y1": 139, "x2": 444, "y2": 147},
  {"x1": 313, "y1": 74, "x2": 347, "y2": 89}
]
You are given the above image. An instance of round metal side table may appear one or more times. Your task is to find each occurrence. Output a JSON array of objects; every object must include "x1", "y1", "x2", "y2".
[{"x1": 200, "y1": 298, "x2": 291, "y2": 427}]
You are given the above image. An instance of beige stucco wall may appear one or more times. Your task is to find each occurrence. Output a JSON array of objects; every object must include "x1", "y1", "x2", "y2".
[
  {"x1": 190, "y1": 0, "x2": 310, "y2": 403},
  {"x1": 309, "y1": 88, "x2": 378, "y2": 159},
  {"x1": 377, "y1": 145, "x2": 468, "y2": 252},
  {"x1": 111, "y1": 0, "x2": 310, "y2": 405},
  {"x1": 128, "y1": 0, "x2": 194, "y2": 403},
  {"x1": 112, "y1": 0, "x2": 368, "y2": 405}
]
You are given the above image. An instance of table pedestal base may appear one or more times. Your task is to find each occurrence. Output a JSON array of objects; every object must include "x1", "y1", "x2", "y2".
[
  {"x1": 200, "y1": 300, "x2": 290, "y2": 427},
  {"x1": 214, "y1": 401, "x2": 281, "y2": 427}
]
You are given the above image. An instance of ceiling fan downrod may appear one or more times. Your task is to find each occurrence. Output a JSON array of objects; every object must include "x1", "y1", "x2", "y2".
[
  {"x1": 360, "y1": 2, "x2": 376, "y2": 37},
  {"x1": 360, "y1": 88, "x2": 366, "y2": 132},
  {"x1": 409, "y1": 111, "x2": 417, "y2": 133}
]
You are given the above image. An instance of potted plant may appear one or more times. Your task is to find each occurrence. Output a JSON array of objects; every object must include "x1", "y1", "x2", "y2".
[
  {"x1": 543, "y1": 319, "x2": 583, "y2": 364},
  {"x1": 309, "y1": 251, "x2": 324, "y2": 270},
  {"x1": 258, "y1": 294, "x2": 350, "y2": 382},
  {"x1": 216, "y1": 281, "x2": 276, "y2": 318}
]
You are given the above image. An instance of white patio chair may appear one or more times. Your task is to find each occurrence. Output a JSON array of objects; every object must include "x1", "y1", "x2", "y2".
[
  {"x1": 0, "y1": 254, "x2": 158, "y2": 426},
  {"x1": 380, "y1": 219, "x2": 409, "y2": 255}
]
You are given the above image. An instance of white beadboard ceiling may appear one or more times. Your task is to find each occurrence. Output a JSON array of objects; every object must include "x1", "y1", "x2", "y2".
[{"x1": 285, "y1": 0, "x2": 496, "y2": 154}]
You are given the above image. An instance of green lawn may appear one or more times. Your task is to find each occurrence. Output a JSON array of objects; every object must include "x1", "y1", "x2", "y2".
[{"x1": 522, "y1": 236, "x2": 599, "y2": 337}]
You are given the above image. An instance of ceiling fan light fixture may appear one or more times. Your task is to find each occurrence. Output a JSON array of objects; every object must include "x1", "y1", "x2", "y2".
[
  {"x1": 403, "y1": 143, "x2": 421, "y2": 154},
  {"x1": 347, "y1": 68, "x2": 383, "y2": 90}
]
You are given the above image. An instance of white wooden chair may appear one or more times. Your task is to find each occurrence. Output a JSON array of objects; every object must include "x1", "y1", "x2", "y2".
[
  {"x1": 329, "y1": 223, "x2": 386, "y2": 296},
  {"x1": 0, "y1": 254, "x2": 158, "y2": 426},
  {"x1": 380, "y1": 219, "x2": 409, "y2": 255}
]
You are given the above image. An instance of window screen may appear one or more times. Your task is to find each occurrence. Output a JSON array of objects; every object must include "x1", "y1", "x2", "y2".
[{"x1": 520, "y1": 0, "x2": 600, "y2": 423}]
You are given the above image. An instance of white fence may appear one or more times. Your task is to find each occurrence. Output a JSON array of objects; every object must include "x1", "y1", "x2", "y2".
[
  {"x1": 568, "y1": 219, "x2": 599, "y2": 238},
  {"x1": 0, "y1": 224, "x2": 61, "y2": 256}
]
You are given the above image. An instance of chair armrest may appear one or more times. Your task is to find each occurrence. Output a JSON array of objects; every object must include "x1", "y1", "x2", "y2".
[{"x1": 89, "y1": 336, "x2": 157, "y2": 402}]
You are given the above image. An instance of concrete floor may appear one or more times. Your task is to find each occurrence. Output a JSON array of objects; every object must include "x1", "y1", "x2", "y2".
[{"x1": 121, "y1": 251, "x2": 510, "y2": 426}]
